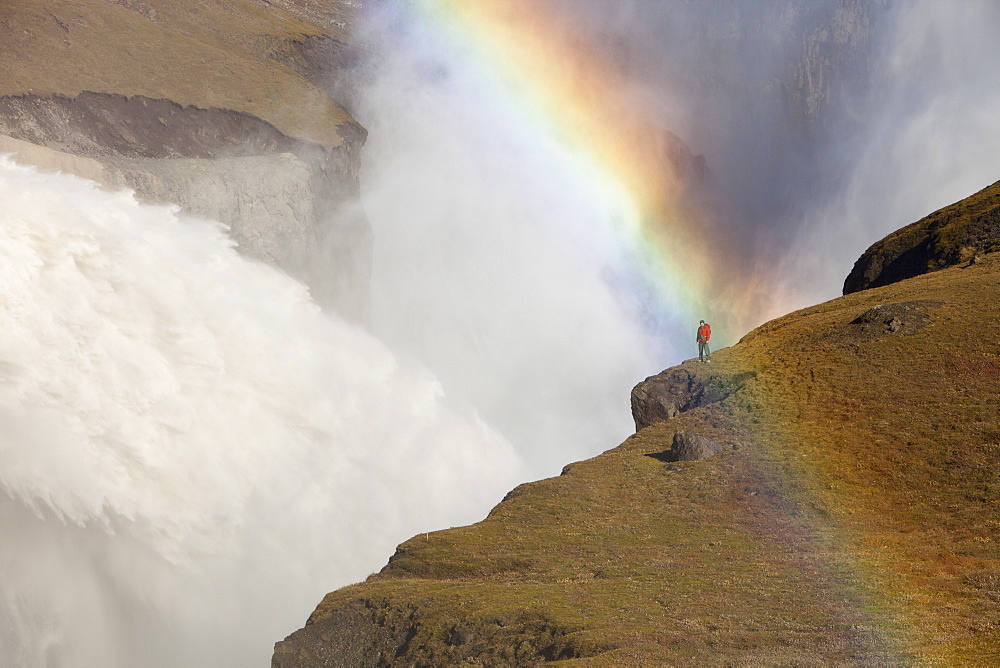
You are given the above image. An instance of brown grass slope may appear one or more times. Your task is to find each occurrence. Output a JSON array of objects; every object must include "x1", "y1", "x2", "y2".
[
  {"x1": 275, "y1": 249, "x2": 1000, "y2": 665},
  {"x1": 0, "y1": 0, "x2": 363, "y2": 147}
]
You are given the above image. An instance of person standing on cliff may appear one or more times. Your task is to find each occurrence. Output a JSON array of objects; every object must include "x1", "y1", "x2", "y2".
[{"x1": 697, "y1": 320, "x2": 712, "y2": 362}]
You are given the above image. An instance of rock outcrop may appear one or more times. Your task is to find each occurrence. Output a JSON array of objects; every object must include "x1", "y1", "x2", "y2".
[
  {"x1": 844, "y1": 179, "x2": 1000, "y2": 294},
  {"x1": 848, "y1": 301, "x2": 939, "y2": 338},
  {"x1": 272, "y1": 597, "x2": 580, "y2": 668},
  {"x1": 630, "y1": 364, "x2": 757, "y2": 431},
  {"x1": 271, "y1": 598, "x2": 419, "y2": 668},
  {"x1": 671, "y1": 432, "x2": 724, "y2": 461}
]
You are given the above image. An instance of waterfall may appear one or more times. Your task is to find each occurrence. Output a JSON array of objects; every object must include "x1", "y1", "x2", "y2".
[{"x1": 0, "y1": 157, "x2": 522, "y2": 667}]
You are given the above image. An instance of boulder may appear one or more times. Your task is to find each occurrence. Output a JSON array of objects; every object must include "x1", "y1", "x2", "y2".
[
  {"x1": 672, "y1": 433, "x2": 723, "y2": 461},
  {"x1": 630, "y1": 376, "x2": 681, "y2": 430},
  {"x1": 631, "y1": 366, "x2": 756, "y2": 431}
]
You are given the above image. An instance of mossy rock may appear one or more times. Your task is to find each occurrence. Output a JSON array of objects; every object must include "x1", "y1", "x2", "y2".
[{"x1": 844, "y1": 179, "x2": 1000, "y2": 293}]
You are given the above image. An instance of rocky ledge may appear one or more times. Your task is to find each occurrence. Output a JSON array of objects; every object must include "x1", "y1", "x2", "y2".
[
  {"x1": 630, "y1": 362, "x2": 757, "y2": 431},
  {"x1": 844, "y1": 179, "x2": 1000, "y2": 294}
]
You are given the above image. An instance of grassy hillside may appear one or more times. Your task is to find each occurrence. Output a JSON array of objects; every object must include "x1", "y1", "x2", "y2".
[
  {"x1": 276, "y1": 251, "x2": 999, "y2": 665},
  {"x1": 0, "y1": 0, "x2": 363, "y2": 147}
]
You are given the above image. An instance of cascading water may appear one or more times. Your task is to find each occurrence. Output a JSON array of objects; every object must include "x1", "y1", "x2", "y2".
[{"x1": 0, "y1": 157, "x2": 523, "y2": 667}]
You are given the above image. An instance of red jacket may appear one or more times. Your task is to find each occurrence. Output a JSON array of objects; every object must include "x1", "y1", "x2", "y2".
[{"x1": 697, "y1": 323, "x2": 711, "y2": 342}]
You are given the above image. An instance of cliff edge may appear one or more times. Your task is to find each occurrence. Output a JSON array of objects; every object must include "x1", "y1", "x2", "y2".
[{"x1": 274, "y1": 184, "x2": 1000, "y2": 665}]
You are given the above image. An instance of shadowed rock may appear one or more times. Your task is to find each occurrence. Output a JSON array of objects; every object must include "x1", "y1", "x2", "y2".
[
  {"x1": 0, "y1": 92, "x2": 330, "y2": 160},
  {"x1": 272, "y1": 597, "x2": 580, "y2": 667},
  {"x1": 631, "y1": 366, "x2": 756, "y2": 431},
  {"x1": 271, "y1": 598, "x2": 417, "y2": 668},
  {"x1": 844, "y1": 179, "x2": 1000, "y2": 294},
  {"x1": 672, "y1": 433, "x2": 723, "y2": 461}
]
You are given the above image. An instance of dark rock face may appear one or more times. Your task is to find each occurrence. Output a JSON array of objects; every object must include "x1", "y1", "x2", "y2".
[
  {"x1": 271, "y1": 598, "x2": 416, "y2": 668},
  {"x1": 672, "y1": 433, "x2": 724, "y2": 461},
  {"x1": 844, "y1": 179, "x2": 1000, "y2": 294},
  {"x1": 631, "y1": 366, "x2": 756, "y2": 431},
  {"x1": 630, "y1": 373, "x2": 682, "y2": 429}
]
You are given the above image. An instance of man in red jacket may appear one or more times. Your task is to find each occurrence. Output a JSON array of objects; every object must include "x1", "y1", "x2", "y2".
[{"x1": 697, "y1": 320, "x2": 712, "y2": 362}]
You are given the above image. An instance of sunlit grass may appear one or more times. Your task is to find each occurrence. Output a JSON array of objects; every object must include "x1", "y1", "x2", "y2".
[{"x1": 296, "y1": 253, "x2": 999, "y2": 664}]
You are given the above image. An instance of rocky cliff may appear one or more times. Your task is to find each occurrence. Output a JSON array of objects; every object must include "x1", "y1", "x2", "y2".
[
  {"x1": 274, "y1": 184, "x2": 1000, "y2": 665},
  {"x1": 844, "y1": 179, "x2": 1000, "y2": 294},
  {"x1": 0, "y1": 0, "x2": 372, "y2": 319}
]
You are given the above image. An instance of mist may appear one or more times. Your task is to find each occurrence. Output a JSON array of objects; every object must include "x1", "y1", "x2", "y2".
[
  {"x1": 784, "y1": 0, "x2": 1000, "y2": 300},
  {"x1": 0, "y1": 158, "x2": 522, "y2": 666},
  {"x1": 356, "y1": 7, "x2": 663, "y2": 475},
  {"x1": 350, "y1": 0, "x2": 999, "y2": 479},
  {"x1": 415, "y1": 0, "x2": 998, "y2": 314}
]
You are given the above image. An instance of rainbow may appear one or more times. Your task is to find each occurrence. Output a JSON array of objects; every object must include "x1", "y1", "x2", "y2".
[
  {"x1": 405, "y1": 0, "x2": 922, "y2": 658},
  {"x1": 407, "y1": 0, "x2": 791, "y2": 349}
]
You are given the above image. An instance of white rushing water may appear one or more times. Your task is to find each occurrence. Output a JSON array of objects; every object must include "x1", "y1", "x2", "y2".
[{"x1": 0, "y1": 157, "x2": 524, "y2": 667}]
